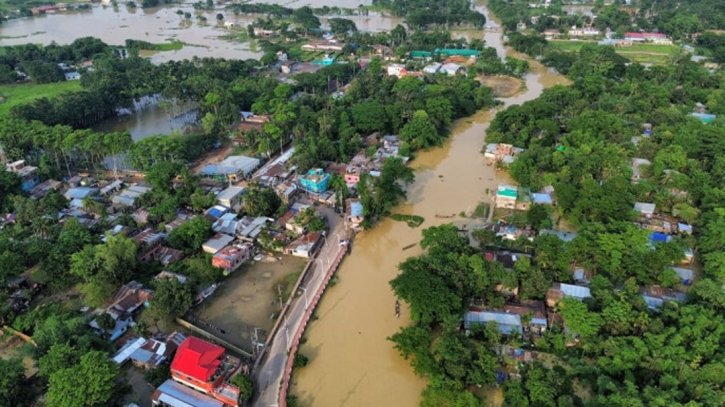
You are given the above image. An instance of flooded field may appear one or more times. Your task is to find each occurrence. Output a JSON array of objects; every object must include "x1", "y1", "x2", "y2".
[
  {"x1": 193, "y1": 255, "x2": 307, "y2": 354},
  {"x1": 0, "y1": 5, "x2": 263, "y2": 63},
  {"x1": 93, "y1": 103, "x2": 200, "y2": 141},
  {"x1": 290, "y1": 6, "x2": 570, "y2": 407}
]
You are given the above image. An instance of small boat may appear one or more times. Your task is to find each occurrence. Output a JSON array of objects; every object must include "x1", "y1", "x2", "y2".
[
  {"x1": 435, "y1": 213, "x2": 455, "y2": 219},
  {"x1": 254, "y1": 254, "x2": 263, "y2": 261},
  {"x1": 395, "y1": 300, "x2": 400, "y2": 318},
  {"x1": 402, "y1": 243, "x2": 416, "y2": 251}
]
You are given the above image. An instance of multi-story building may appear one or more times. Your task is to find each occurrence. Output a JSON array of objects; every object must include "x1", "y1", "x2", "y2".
[{"x1": 169, "y1": 337, "x2": 242, "y2": 406}]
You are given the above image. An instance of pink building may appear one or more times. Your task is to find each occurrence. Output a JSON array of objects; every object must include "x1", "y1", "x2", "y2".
[
  {"x1": 212, "y1": 244, "x2": 252, "y2": 275},
  {"x1": 344, "y1": 166, "x2": 361, "y2": 185}
]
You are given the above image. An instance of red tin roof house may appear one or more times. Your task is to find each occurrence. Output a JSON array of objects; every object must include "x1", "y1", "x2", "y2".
[{"x1": 170, "y1": 337, "x2": 242, "y2": 406}]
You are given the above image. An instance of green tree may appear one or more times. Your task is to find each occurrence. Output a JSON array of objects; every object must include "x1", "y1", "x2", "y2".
[
  {"x1": 38, "y1": 342, "x2": 78, "y2": 378},
  {"x1": 399, "y1": 110, "x2": 441, "y2": 150},
  {"x1": 168, "y1": 216, "x2": 213, "y2": 254},
  {"x1": 46, "y1": 351, "x2": 119, "y2": 407},
  {"x1": 148, "y1": 277, "x2": 195, "y2": 321},
  {"x1": 231, "y1": 374, "x2": 255, "y2": 401},
  {"x1": 243, "y1": 182, "x2": 282, "y2": 217},
  {"x1": 0, "y1": 358, "x2": 26, "y2": 407}
]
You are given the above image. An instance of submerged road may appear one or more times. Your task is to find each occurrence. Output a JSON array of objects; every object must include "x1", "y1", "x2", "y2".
[{"x1": 253, "y1": 205, "x2": 346, "y2": 407}]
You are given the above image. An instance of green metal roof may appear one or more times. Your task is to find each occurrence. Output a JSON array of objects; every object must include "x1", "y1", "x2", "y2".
[{"x1": 498, "y1": 188, "x2": 517, "y2": 198}]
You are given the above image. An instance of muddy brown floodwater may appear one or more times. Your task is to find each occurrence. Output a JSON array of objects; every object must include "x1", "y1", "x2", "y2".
[
  {"x1": 194, "y1": 256, "x2": 307, "y2": 354},
  {"x1": 290, "y1": 6, "x2": 570, "y2": 407}
]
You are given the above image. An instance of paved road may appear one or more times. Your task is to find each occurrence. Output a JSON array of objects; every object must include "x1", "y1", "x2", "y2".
[{"x1": 253, "y1": 205, "x2": 345, "y2": 407}]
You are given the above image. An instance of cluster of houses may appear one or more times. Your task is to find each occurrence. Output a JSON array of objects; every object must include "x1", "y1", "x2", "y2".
[
  {"x1": 112, "y1": 327, "x2": 247, "y2": 406},
  {"x1": 385, "y1": 50, "x2": 480, "y2": 79},
  {"x1": 484, "y1": 143, "x2": 526, "y2": 166},
  {"x1": 470, "y1": 151, "x2": 698, "y2": 339}
]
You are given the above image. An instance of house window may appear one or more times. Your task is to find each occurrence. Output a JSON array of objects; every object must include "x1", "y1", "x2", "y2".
[{"x1": 186, "y1": 376, "x2": 192, "y2": 381}]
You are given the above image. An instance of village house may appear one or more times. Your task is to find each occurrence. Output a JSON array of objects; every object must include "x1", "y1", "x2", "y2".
[
  {"x1": 641, "y1": 286, "x2": 687, "y2": 310},
  {"x1": 285, "y1": 231, "x2": 322, "y2": 258},
  {"x1": 484, "y1": 223, "x2": 536, "y2": 241},
  {"x1": 5, "y1": 160, "x2": 40, "y2": 192},
  {"x1": 571, "y1": 267, "x2": 594, "y2": 286},
  {"x1": 202, "y1": 234, "x2": 235, "y2": 255},
  {"x1": 546, "y1": 283, "x2": 591, "y2": 307},
  {"x1": 149, "y1": 246, "x2": 185, "y2": 266},
  {"x1": 494, "y1": 184, "x2": 531, "y2": 210},
  {"x1": 544, "y1": 29, "x2": 561, "y2": 39},
  {"x1": 199, "y1": 155, "x2": 261, "y2": 183},
  {"x1": 495, "y1": 185, "x2": 518, "y2": 209},
  {"x1": 624, "y1": 32, "x2": 671, "y2": 44},
  {"x1": 631, "y1": 158, "x2": 651, "y2": 183},
  {"x1": 253, "y1": 27, "x2": 278, "y2": 37},
  {"x1": 280, "y1": 60, "x2": 296, "y2": 74},
  {"x1": 671, "y1": 267, "x2": 694, "y2": 285},
  {"x1": 168, "y1": 336, "x2": 242, "y2": 406},
  {"x1": 344, "y1": 165, "x2": 362, "y2": 185},
  {"x1": 64, "y1": 186, "x2": 99, "y2": 208},
  {"x1": 206, "y1": 205, "x2": 231, "y2": 221},
  {"x1": 112, "y1": 184, "x2": 153, "y2": 208},
  {"x1": 217, "y1": 186, "x2": 245, "y2": 209},
  {"x1": 130, "y1": 331, "x2": 187, "y2": 369},
  {"x1": 64, "y1": 71, "x2": 81, "y2": 81},
  {"x1": 165, "y1": 213, "x2": 193, "y2": 233},
  {"x1": 212, "y1": 243, "x2": 253, "y2": 275},
  {"x1": 423, "y1": 62, "x2": 442, "y2": 74},
  {"x1": 386, "y1": 63, "x2": 407, "y2": 78},
  {"x1": 213, "y1": 213, "x2": 240, "y2": 236},
  {"x1": 91, "y1": 281, "x2": 153, "y2": 341},
  {"x1": 568, "y1": 27, "x2": 601, "y2": 36},
  {"x1": 484, "y1": 143, "x2": 525, "y2": 164},
  {"x1": 152, "y1": 379, "x2": 225, "y2": 407},
  {"x1": 29, "y1": 179, "x2": 62, "y2": 200},
  {"x1": 274, "y1": 181, "x2": 299, "y2": 205},
  {"x1": 464, "y1": 310, "x2": 523, "y2": 335},
  {"x1": 486, "y1": 251, "x2": 532, "y2": 270},
  {"x1": 100, "y1": 180, "x2": 123, "y2": 196},
  {"x1": 155, "y1": 271, "x2": 189, "y2": 284},
  {"x1": 532, "y1": 192, "x2": 554, "y2": 205},
  {"x1": 346, "y1": 198, "x2": 365, "y2": 231},
  {"x1": 504, "y1": 301, "x2": 548, "y2": 333},
  {"x1": 300, "y1": 168, "x2": 330, "y2": 194},
  {"x1": 301, "y1": 40, "x2": 345, "y2": 52},
  {"x1": 238, "y1": 216, "x2": 273, "y2": 242},
  {"x1": 132, "y1": 228, "x2": 168, "y2": 262},
  {"x1": 440, "y1": 62, "x2": 462, "y2": 76},
  {"x1": 634, "y1": 202, "x2": 656, "y2": 218}
]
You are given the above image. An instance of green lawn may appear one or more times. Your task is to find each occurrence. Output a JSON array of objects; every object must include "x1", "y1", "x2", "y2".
[
  {"x1": 0, "y1": 81, "x2": 82, "y2": 115},
  {"x1": 549, "y1": 40, "x2": 675, "y2": 65}
]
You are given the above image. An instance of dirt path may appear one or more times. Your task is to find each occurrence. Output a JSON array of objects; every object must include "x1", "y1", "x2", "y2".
[{"x1": 191, "y1": 144, "x2": 234, "y2": 174}]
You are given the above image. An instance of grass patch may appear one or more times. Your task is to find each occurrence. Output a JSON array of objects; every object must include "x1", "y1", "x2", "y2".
[
  {"x1": 390, "y1": 214, "x2": 425, "y2": 228},
  {"x1": 617, "y1": 52, "x2": 670, "y2": 65},
  {"x1": 274, "y1": 270, "x2": 302, "y2": 303},
  {"x1": 146, "y1": 40, "x2": 185, "y2": 51},
  {"x1": 0, "y1": 81, "x2": 82, "y2": 116},
  {"x1": 548, "y1": 40, "x2": 591, "y2": 52},
  {"x1": 622, "y1": 43, "x2": 675, "y2": 54},
  {"x1": 472, "y1": 202, "x2": 490, "y2": 218}
]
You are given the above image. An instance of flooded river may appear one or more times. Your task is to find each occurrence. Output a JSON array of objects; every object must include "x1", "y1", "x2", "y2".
[{"x1": 290, "y1": 7, "x2": 570, "y2": 407}]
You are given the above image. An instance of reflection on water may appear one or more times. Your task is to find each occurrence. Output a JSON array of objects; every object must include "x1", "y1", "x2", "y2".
[
  {"x1": 0, "y1": 5, "x2": 263, "y2": 63},
  {"x1": 291, "y1": 5, "x2": 570, "y2": 407}
]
